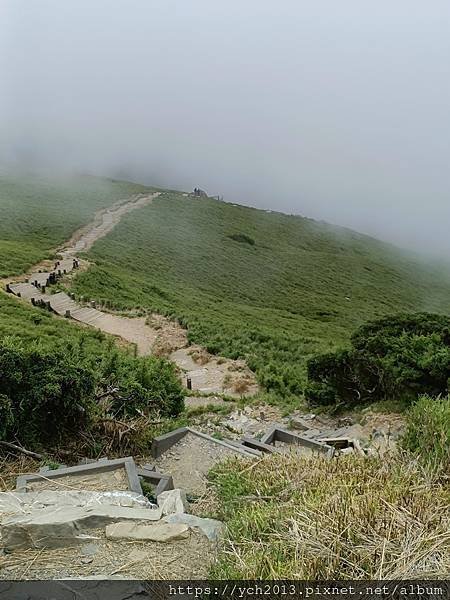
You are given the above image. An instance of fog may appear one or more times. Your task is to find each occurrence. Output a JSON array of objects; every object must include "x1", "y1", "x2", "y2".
[{"x1": 1, "y1": 1, "x2": 450, "y2": 255}]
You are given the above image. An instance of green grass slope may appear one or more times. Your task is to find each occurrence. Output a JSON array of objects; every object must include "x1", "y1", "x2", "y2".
[
  {"x1": 0, "y1": 173, "x2": 148, "y2": 277},
  {"x1": 71, "y1": 191, "x2": 450, "y2": 396},
  {"x1": 0, "y1": 172, "x2": 150, "y2": 358}
]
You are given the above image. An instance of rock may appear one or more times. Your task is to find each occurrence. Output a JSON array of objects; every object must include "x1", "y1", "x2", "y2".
[
  {"x1": 157, "y1": 489, "x2": 189, "y2": 516},
  {"x1": 300, "y1": 413, "x2": 316, "y2": 421},
  {"x1": 164, "y1": 513, "x2": 223, "y2": 542},
  {"x1": 1, "y1": 504, "x2": 162, "y2": 550},
  {"x1": 81, "y1": 542, "x2": 99, "y2": 556},
  {"x1": 0, "y1": 493, "x2": 23, "y2": 515},
  {"x1": 105, "y1": 521, "x2": 189, "y2": 542},
  {"x1": 81, "y1": 556, "x2": 93, "y2": 564},
  {"x1": 289, "y1": 417, "x2": 311, "y2": 431},
  {"x1": 224, "y1": 413, "x2": 252, "y2": 433}
]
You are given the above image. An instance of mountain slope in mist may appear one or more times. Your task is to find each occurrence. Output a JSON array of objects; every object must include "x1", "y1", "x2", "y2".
[
  {"x1": 70, "y1": 187, "x2": 450, "y2": 396},
  {"x1": 0, "y1": 173, "x2": 148, "y2": 277}
]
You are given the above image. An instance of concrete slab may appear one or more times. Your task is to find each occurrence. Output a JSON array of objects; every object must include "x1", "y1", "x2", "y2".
[
  {"x1": 261, "y1": 426, "x2": 334, "y2": 456},
  {"x1": 151, "y1": 427, "x2": 258, "y2": 459},
  {"x1": 136, "y1": 467, "x2": 174, "y2": 496},
  {"x1": 16, "y1": 457, "x2": 142, "y2": 495}
]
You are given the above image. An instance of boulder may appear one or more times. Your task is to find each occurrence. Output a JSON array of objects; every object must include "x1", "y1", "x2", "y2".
[
  {"x1": 1, "y1": 504, "x2": 162, "y2": 550},
  {"x1": 164, "y1": 513, "x2": 223, "y2": 542},
  {"x1": 105, "y1": 521, "x2": 189, "y2": 542},
  {"x1": 157, "y1": 489, "x2": 189, "y2": 516}
]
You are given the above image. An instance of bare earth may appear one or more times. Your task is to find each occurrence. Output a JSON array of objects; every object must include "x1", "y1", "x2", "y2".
[{"x1": 0, "y1": 529, "x2": 213, "y2": 580}]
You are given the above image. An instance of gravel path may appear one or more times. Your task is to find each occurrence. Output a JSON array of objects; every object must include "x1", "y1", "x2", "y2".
[{"x1": 154, "y1": 432, "x2": 248, "y2": 495}]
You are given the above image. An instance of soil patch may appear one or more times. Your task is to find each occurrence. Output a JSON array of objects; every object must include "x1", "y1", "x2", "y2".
[{"x1": 0, "y1": 528, "x2": 212, "y2": 580}]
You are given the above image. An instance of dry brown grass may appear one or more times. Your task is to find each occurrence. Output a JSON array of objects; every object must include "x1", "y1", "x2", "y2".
[
  {"x1": 0, "y1": 455, "x2": 40, "y2": 491},
  {"x1": 210, "y1": 452, "x2": 450, "y2": 579},
  {"x1": 232, "y1": 378, "x2": 251, "y2": 394}
]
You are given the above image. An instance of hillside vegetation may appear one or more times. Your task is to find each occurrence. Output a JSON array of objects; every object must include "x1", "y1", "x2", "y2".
[
  {"x1": 306, "y1": 312, "x2": 450, "y2": 406},
  {"x1": 0, "y1": 172, "x2": 148, "y2": 277},
  {"x1": 72, "y1": 191, "x2": 450, "y2": 395},
  {"x1": 0, "y1": 174, "x2": 182, "y2": 454}
]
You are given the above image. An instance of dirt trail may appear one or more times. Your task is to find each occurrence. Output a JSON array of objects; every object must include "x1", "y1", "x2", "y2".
[
  {"x1": 61, "y1": 193, "x2": 158, "y2": 257},
  {"x1": 5, "y1": 192, "x2": 259, "y2": 395}
]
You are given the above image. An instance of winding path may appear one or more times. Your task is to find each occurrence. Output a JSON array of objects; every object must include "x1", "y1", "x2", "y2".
[
  {"x1": 5, "y1": 191, "x2": 259, "y2": 395},
  {"x1": 7, "y1": 193, "x2": 159, "y2": 355}
]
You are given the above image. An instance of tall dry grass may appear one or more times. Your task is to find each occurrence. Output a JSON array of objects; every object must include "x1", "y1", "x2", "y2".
[{"x1": 210, "y1": 453, "x2": 450, "y2": 579}]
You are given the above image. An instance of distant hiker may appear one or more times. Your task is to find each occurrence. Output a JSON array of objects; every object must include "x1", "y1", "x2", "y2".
[{"x1": 193, "y1": 187, "x2": 207, "y2": 197}]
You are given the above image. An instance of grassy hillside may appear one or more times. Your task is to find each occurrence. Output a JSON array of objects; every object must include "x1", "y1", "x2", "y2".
[
  {"x1": 0, "y1": 173, "x2": 148, "y2": 277},
  {"x1": 71, "y1": 191, "x2": 450, "y2": 395},
  {"x1": 0, "y1": 173, "x2": 150, "y2": 362}
]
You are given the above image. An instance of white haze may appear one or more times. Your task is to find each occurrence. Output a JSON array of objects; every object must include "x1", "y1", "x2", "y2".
[{"x1": 1, "y1": 1, "x2": 450, "y2": 255}]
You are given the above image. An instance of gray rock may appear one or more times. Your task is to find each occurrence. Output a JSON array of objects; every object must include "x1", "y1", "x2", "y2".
[
  {"x1": 105, "y1": 521, "x2": 189, "y2": 542},
  {"x1": 289, "y1": 417, "x2": 312, "y2": 431},
  {"x1": 80, "y1": 556, "x2": 93, "y2": 564},
  {"x1": 157, "y1": 489, "x2": 189, "y2": 516},
  {"x1": 81, "y1": 542, "x2": 99, "y2": 556},
  {"x1": 300, "y1": 413, "x2": 316, "y2": 421},
  {"x1": 1, "y1": 504, "x2": 162, "y2": 550},
  {"x1": 164, "y1": 513, "x2": 223, "y2": 542}
]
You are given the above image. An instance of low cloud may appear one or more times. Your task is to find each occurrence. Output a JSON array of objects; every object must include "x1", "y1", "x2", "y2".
[{"x1": 1, "y1": 0, "x2": 450, "y2": 256}]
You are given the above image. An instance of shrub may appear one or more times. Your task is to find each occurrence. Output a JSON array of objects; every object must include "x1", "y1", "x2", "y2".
[
  {"x1": 305, "y1": 312, "x2": 450, "y2": 407},
  {"x1": 227, "y1": 233, "x2": 255, "y2": 246},
  {"x1": 113, "y1": 356, "x2": 184, "y2": 417},
  {"x1": 0, "y1": 337, "x2": 95, "y2": 445},
  {"x1": 402, "y1": 394, "x2": 450, "y2": 471},
  {"x1": 0, "y1": 336, "x2": 184, "y2": 449}
]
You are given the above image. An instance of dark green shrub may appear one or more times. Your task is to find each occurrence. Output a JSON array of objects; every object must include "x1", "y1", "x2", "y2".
[
  {"x1": 0, "y1": 336, "x2": 184, "y2": 448},
  {"x1": 227, "y1": 233, "x2": 255, "y2": 246},
  {"x1": 305, "y1": 313, "x2": 450, "y2": 406},
  {"x1": 111, "y1": 356, "x2": 184, "y2": 417},
  {"x1": 0, "y1": 337, "x2": 95, "y2": 445}
]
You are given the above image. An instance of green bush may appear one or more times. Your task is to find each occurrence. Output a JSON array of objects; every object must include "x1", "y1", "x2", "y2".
[
  {"x1": 402, "y1": 394, "x2": 450, "y2": 470},
  {"x1": 0, "y1": 336, "x2": 184, "y2": 448},
  {"x1": 305, "y1": 312, "x2": 450, "y2": 406},
  {"x1": 98, "y1": 351, "x2": 184, "y2": 417},
  {"x1": 227, "y1": 233, "x2": 255, "y2": 246},
  {"x1": 0, "y1": 337, "x2": 95, "y2": 445}
]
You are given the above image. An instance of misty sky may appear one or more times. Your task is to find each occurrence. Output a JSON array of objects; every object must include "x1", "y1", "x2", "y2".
[{"x1": 1, "y1": 1, "x2": 450, "y2": 255}]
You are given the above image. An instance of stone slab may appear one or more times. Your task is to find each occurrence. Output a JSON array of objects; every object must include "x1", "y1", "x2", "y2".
[
  {"x1": 0, "y1": 490, "x2": 154, "y2": 516},
  {"x1": 164, "y1": 513, "x2": 223, "y2": 542},
  {"x1": 157, "y1": 489, "x2": 189, "y2": 516},
  {"x1": 105, "y1": 521, "x2": 189, "y2": 542},
  {"x1": 1, "y1": 504, "x2": 162, "y2": 550}
]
